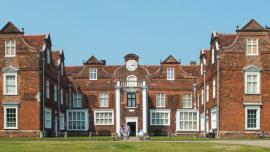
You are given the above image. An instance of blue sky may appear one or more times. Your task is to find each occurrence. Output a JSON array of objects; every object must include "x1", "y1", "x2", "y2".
[{"x1": 1, "y1": 0, "x2": 270, "y2": 66}]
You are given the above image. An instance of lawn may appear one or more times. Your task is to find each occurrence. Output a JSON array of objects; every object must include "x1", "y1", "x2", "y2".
[{"x1": 0, "y1": 138, "x2": 269, "y2": 152}]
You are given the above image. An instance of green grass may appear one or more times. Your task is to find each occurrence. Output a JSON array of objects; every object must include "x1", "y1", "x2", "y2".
[{"x1": 0, "y1": 140, "x2": 269, "y2": 152}]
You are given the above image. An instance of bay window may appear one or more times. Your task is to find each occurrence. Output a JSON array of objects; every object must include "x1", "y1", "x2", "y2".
[
  {"x1": 67, "y1": 110, "x2": 88, "y2": 131},
  {"x1": 176, "y1": 109, "x2": 198, "y2": 131}
]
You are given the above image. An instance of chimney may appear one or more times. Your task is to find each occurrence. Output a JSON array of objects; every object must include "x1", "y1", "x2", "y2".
[
  {"x1": 190, "y1": 61, "x2": 197, "y2": 65},
  {"x1": 100, "y1": 60, "x2": 106, "y2": 65}
]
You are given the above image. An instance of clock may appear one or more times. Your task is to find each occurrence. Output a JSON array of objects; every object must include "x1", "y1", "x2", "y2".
[{"x1": 126, "y1": 60, "x2": 138, "y2": 71}]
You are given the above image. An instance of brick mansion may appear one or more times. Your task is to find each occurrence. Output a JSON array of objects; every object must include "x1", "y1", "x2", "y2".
[{"x1": 0, "y1": 19, "x2": 269, "y2": 138}]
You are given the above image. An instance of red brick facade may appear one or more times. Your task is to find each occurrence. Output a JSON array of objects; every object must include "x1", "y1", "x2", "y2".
[{"x1": 0, "y1": 19, "x2": 270, "y2": 138}]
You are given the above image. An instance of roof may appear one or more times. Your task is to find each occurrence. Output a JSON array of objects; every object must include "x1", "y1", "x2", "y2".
[
  {"x1": 215, "y1": 33, "x2": 237, "y2": 48},
  {"x1": 0, "y1": 22, "x2": 23, "y2": 34},
  {"x1": 237, "y1": 19, "x2": 266, "y2": 32},
  {"x1": 161, "y1": 55, "x2": 180, "y2": 64},
  {"x1": 65, "y1": 66, "x2": 83, "y2": 76},
  {"x1": 24, "y1": 34, "x2": 46, "y2": 49},
  {"x1": 84, "y1": 56, "x2": 104, "y2": 65},
  {"x1": 52, "y1": 51, "x2": 61, "y2": 66}
]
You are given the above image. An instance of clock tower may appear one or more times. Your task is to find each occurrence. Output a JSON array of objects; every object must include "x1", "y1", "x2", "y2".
[{"x1": 124, "y1": 53, "x2": 139, "y2": 71}]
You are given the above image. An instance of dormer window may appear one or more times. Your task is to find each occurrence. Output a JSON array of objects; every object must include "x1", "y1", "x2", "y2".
[
  {"x1": 89, "y1": 68, "x2": 97, "y2": 80},
  {"x1": 167, "y1": 68, "x2": 174, "y2": 80},
  {"x1": 246, "y1": 38, "x2": 258, "y2": 56},
  {"x1": 5, "y1": 40, "x2": 16, "y2": 57}
]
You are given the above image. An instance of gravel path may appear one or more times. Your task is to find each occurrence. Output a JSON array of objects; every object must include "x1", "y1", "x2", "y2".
[{"x1": 213, "y1": 140, "x2": 270, "y2": 148}]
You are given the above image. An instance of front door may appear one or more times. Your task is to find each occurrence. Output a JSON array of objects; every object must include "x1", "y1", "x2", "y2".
[{"x1": 127, "y1": 122, "x2": 136, "y2": 136}]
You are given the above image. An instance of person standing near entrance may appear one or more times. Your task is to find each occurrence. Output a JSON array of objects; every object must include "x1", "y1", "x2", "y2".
[
  {"x1": 119, "y1": 124, "x2": 124, "y2": 140},
  {"x1": 126, "y1": 124, "x2": 130, "y2": 139}
]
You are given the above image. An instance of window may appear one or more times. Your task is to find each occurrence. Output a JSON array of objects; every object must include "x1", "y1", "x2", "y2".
[
  {"x1": 156, "y1": 93, "x2": 165, "y2": 108},
  {"x1": 183, "y1": 94, "x2": 192, "y2": 108},
  {"x1": 211, "y1": 47, "x2": 215, "y2": 64},
  {"x1": 127, "y1": 75, "x2": 137, "y2": 87},
  {"x1": 45, "y1": 108, "x2": 52, "y2": 129},
  {"x1": 206, "y1": 85, "x2": 209, "y2": 102},
  {"x1": 150, "y1": 110, "x2": 170, "y2": 126},
  {"x1": 89, "y1": 68, "x2": 97, "y2": 80},
  {"x1": 176, "y1": 109, "x2": 198, "y2": 131},
  {"x1": 47, "y1": 49, "x2": 50, "y2": 64},
  {"x1": 46, "y1": 80, "x2": 50, "y2": 99},
  {"x1": 246, "y1": 38, "x2": 258, "y2": 55},
  {"x1": 4, "y1": 105, "x2": 18, "y2": 129},
  {"x1": 60, "y1": 113, "x2": 65, "y2": 130},
  {"x1": 4, "y1": 73, "x2": 18, "y2": 95},
  {"x1": 200, "y1": 113, "x2": 205, "y2": 131},
  {"x1": 54, "y1": 85, "x2": 57, "y2": 102},
  {"x1": 245, "y1": 72, "x2": 260, "y2": 94},
  {"x1": 211, "y1": 108, "x2": 217, "y2": 129},
  {"x1": 67, "y1": 110, "x2": 88, "y2": 131},
  {"x1": 5, "y1": 40, "x2": 16, "y2": 57},
  {"x1": 73, "y1": 93, "x2": 82, "y2": 107},
  {"x1": 167, "y1": 68, "x2": 174, "y2": 80},
  {"x1": 99, "y1": 92, "x2": 109, "y2": 107},
  {"x1": 245, "y1": 106, "x2": 260, "y2": 130},
  {"x1": 212, "y1": 80, "x2": 216, "y2": 98},
  {"x1": 127, "y1": 93, "x2": 136, "y2": 107},
  {"x1": 94, "y1": 110, "x2": 114, "y2": 125},
  {"x1": 60, "y1": 89, "x2": 63, "y2": 105}
]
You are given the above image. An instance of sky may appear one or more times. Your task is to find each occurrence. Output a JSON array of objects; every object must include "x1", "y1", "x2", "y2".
[{"x1": 1, "y1": 0, "x2": 270, "y2": 66}]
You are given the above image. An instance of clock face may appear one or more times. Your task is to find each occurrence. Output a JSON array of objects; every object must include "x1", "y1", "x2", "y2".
[{"x1": 126, "y1": 60, "x2": 138, "y2": 71}]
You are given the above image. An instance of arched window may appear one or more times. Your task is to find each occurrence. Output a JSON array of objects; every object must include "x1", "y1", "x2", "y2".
[{"x1": 127, "y1": 75, "x2": 137, "y2": 87}]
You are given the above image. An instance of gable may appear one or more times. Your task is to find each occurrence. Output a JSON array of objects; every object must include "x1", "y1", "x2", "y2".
[
  {"x1": 0, "y1": 22, "x2": 23, "y2": 34},
  {"x1": 237, "y1": 19, "x2": 265, "y2": 32},
  {"x1": 161, "y1": 55, "x2": 180, "y2": 64},
  {"x1": 84, "y1": 56, "x2": 103, "y2": 65}
]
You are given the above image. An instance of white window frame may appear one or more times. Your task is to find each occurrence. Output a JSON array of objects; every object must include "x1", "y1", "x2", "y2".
[
  {"x1": 46, "y1": 80, "x2": 50, "y2": 99},
  {"x1": 245, "y1": 72, "x2": 260, "y2": 94},
  {"x1": 182, "y1": 94, "x2": 192, "y2": 108},
  {"x1": 150, "y1": 109, "x2": 170, "y2": 126},
  {"x1": 3, "y1": 73, "x2": 18, "y2": 95},
  {"x1": 99, "y1": 92, "x2": 109, "y2": 107},
  {"x1": 212, "y1": 79, "x2": 216, "y2": 98},
  {"x1": 73, "y1": 93, "x2": 82, "y2": 108},
  {"x1": 94, "y1": 109, "x2": 114, "y2": 125},
  {"x1": 176, "y1": 109, "x2": 199, "y2": 131},
  {"x1": 156, "y1": 93, "x2": 165, "y2": 108},
  {"x1": 5, "y1": 40, "x2": 16, "y2": 57},
  {"x1": 246, "y1": 38, "x2": 259, "y2": 56},
  {"x1": 211, "y1": 107, "x2": 217, "y2": 129},
  {"x1": 89, "y1": 68, "x2": 97, "y2": 80},
  {"x1": 167, "y1": 68, "x2": 175, "y2": 80},
  {"x1": 200, "y1": 63, "x2": 203, "y2": 75},
  {"x1": 245, "y1": 105, "x2": 260, "y2": 130},
  {"x1": 60, "y1": 113, "x2": 65, "y2": 130},
  {"x1": 67, "y1": 109, "x2": 88, "y2": 131},
  {"x1": 45, "y1": 107, "x2": 52, "y2": 129},
  {"x1": 3, "y1": 105, "x2": 18, "y2": 129}
]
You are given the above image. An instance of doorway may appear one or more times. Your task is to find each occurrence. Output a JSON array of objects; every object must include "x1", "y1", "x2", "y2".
[
  {"x1": 125, "y1": 117, "x2": 138, "y2": 136},
  {"x1": 127, "y1": 122, "x2": 136, "y2": 136}
]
